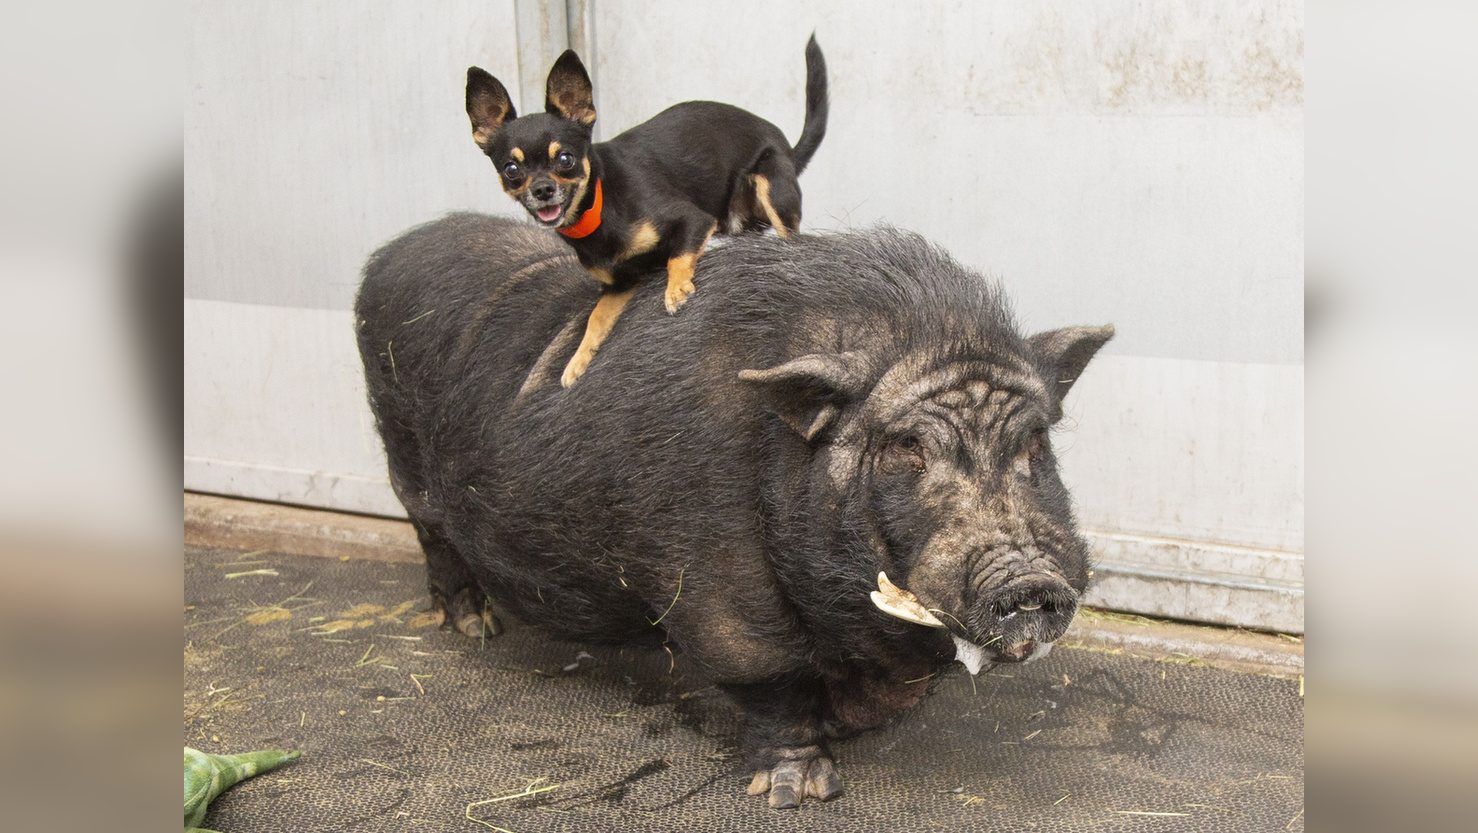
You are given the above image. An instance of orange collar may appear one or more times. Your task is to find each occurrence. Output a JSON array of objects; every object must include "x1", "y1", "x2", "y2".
[{"x1": 557, "y1": 179, "x2": 603, "y2": 239}]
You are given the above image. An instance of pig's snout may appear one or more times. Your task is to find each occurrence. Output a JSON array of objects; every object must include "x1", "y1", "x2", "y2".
[{"x1": 979, "y1": 574, "x2": 1079, "y2": 655}]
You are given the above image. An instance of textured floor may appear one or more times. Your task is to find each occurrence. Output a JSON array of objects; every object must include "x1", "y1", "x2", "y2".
[{"x1": 184, "y1": 546, "x2": 1303, "y2": 832}]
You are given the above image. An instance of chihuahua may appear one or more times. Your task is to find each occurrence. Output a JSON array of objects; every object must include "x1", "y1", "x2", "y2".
[{"x1": 465, "y1": 36, "x2": 828, "y2": 386}]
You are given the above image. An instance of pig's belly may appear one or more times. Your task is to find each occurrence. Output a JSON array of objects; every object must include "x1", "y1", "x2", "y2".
[{"x1": 457, "y1": 525, "x2": 665, "y2": 645}]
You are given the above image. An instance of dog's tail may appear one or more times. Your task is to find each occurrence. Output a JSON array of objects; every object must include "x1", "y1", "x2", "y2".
[{"x1": 792, "y1": 34, "x2": 829, "y2": 174}]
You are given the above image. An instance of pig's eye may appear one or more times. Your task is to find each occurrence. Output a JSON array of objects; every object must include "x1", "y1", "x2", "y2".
[
  {"x1": 884, "y1": 434, "x2": 927, "y2": 474},
  {"x1": 1018, "y1": 430, "x2": 1048, "y2": 482}
]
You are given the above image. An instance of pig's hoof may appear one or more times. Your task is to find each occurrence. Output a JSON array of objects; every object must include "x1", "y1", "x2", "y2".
[
  {"x1": 454, "y1": 608, "x2": 500, "y2": 639},
  {"x1": 746, "y1": 754, "x2": 843, "y2": 809},
  {"x1": 664, "y1": 280, "x2": 695, "y2": 314},
  {"x1": 439, "y1": 587, "x2": 502, "y2": 640}
]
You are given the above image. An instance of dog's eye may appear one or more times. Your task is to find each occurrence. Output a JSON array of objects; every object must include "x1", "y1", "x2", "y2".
[
  {"x1": 555, "y1": 151, "x2": 576, "y2": 172},
  {"x1": 501, "y1": 161, "x2": 522, "y2": 181}
]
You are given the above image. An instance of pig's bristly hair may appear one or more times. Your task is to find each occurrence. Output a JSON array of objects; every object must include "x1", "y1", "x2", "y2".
[{"x1": 711, "y1": 228, "x2": 1023, "y2": 374}]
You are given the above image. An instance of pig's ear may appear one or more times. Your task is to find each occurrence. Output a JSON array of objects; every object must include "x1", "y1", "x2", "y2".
[
  {"x1": 1028, "y1": 325, "x2": 1115, "y2": 421},
  {"x1": 739, "y1": 352, "x2": 869, "y2": 442}
]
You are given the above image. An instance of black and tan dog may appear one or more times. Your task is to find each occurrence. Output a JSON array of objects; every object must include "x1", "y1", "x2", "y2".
[{"x1": 465, "y1": 36, "x2": 828, "y2": 386}]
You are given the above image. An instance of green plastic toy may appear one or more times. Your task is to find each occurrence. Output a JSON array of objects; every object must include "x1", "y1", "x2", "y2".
[{"x1": 183, "y1": 746, "x2": 300, "y2": 832}]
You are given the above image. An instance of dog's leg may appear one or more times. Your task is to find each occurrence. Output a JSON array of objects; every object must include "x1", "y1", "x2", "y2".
[
  {"x1": 749, "y1": 153, "x2": 804, "y2": 237},
  {"x1": 751, "y1": 175, "x2": 792, "y2": 239},
  {"x1": 561, "y1": 287, "x2": 636, "y2": 387},
  {"x1": 664, "y1": 219, "x2": 718, "y2": 314}
]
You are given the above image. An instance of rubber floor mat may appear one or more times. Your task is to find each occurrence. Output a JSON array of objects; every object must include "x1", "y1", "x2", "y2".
[{"x1": 184, "y1": 546, "x2": 1303, "y2": 832}]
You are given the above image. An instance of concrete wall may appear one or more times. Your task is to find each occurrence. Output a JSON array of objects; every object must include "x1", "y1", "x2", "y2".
[{"x1": 184, "y1": 1, "x2": 1304, "y2": 631}]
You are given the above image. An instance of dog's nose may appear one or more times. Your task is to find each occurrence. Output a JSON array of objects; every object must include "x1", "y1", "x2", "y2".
[{"x1": 531, "y1": 181, "x2": 556, "y2": 201}]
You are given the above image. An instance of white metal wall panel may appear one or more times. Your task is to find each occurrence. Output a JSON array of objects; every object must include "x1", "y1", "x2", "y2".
[{"x1": 185, "y1": 0, "x2": 527, "y2": 311}]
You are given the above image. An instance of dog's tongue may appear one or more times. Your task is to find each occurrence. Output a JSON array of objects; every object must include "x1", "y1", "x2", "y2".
[{"x1": 536, "y1": 205, "x2": 562, "y2": 223}]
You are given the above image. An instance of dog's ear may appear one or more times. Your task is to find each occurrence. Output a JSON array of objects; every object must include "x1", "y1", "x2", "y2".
[
  {"x1": 545, "y1": 51, "x2": 596, "y2": 127},
  {"x1": 466, "y1": 67, "x2": 516, "y2": 148}
]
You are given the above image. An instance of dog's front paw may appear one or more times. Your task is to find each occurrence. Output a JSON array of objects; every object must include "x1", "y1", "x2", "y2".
[
  {"x1": 561, "y1": 353, "x2": 590, "y2": 387},
  {"x1": 745, "y1": 747, "x2": 843, "y2": 809},
  {"x1": 664, "y1": 279, "x2": 695, "y2": 314}
]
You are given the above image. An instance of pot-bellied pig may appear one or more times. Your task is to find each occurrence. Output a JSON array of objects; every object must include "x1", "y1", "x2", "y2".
[{"x1": 355, "y1": 214, "x2": 1113, "y2": 809}]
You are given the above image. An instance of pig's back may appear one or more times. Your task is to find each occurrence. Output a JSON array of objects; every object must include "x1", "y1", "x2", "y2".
[{"x1": 356, "y1": 214, "x2": 777, "y2": 641}]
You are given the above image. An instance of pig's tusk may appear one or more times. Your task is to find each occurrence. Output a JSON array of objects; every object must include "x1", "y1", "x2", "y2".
[
  {"x1": 870, "y1": 590, "x2": 946, "y2": 628},
  {"x1": 871, "y1": 573, "x2": 991, "y2": 674},
  {"x1": 870, "y1": 572, "x2": 947, "y2": 629}
]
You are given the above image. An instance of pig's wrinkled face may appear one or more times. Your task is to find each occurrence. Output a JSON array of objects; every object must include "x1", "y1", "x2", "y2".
[
  {"x1": 859, "y1": 356, "x2": 1090, "y2": 672},
  {"x1": 740, "y1": 324, "x2": 1113, "y2": 676}
]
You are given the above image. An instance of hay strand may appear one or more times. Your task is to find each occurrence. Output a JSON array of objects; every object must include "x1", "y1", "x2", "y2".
[
  {"x1": 224, "y1": 569, "x2": 279, "y2": 579},
  {"x1": 465, "y1": 778, "x2": 560, "y2": 832},
  {"x1": 648, "y1": 565, "x2": 686, "y2": 626}
]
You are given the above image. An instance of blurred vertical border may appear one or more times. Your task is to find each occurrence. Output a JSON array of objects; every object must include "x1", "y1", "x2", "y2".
[
  {"x1": 0, "y1": 1, "x2": 180, "y2": 830},
  {"x1": 1308, "y1": 1, "x2": 1478, "y2": 831}
]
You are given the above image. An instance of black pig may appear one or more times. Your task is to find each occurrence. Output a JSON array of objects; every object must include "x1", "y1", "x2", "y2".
[{"x1": 355, "y1": 214, "x2": 1113, "y2": 808}]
